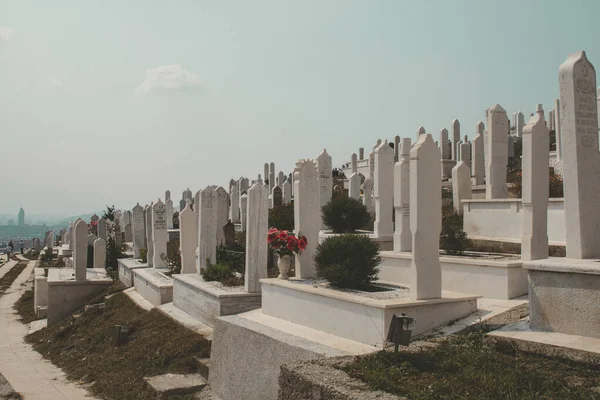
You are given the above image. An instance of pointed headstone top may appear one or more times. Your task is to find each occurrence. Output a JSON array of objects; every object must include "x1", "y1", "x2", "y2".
[
  {"x1": 476, "y1": 121, "x2": 485, "y2": 134},
  {"x1": 489, "y1": 104, "x2": 506, "y2": 113}
]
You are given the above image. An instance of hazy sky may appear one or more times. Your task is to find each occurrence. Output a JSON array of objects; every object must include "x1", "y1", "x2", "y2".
[{"x1": 1, "y1": 0, "x2": 599, "y2": 217}]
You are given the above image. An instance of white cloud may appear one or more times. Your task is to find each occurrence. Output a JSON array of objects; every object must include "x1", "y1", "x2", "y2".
[
  {"x1": 134, "y1": 64, "x2": 201, "y2": 96},
  {"x1": 0, "y1": 26, "x2": 15, "y2": 59},
  {"x1": 20, "y1": 77, "x2": 67, "y2": 92},
  {"x1": 0, "y1": 26, "x2": 15, "y2": 43}
]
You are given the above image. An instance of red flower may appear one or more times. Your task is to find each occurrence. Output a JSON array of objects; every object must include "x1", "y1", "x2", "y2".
[
  {"x1": 286, "y1": 238, "x2": 296, "y2": 251},
  {"x1": 298, "y1": 239, "x2": 307, "y2": 251},
  {"x1": 301, "y1": 236, "x2": 307, "y2": 244},
  {"x1": 267, "y1": 232, "x2": 278, "y2": 243},
  {"x1": 272, "y1": 241, "x2": 281, "y2": 249},
  {"x1": 278, "y1": 230, "x2": 289, "y2": 240},
  {"x1": 268, "y1": 227, "x2": 279, "y2": 235}
]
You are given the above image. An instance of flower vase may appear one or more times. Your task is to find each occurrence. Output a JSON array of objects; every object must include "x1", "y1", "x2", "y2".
[{"x1": 277, "y1": 255, "x2": 292, "y2": 280}]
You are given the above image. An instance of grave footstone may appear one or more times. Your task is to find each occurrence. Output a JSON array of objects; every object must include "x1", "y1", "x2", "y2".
[
  {"x1": 522, "y1": 104, "x2": 549, "y2": 261},
  {"x1": 216, "y1": 187, "x2": 229, "y2": 246},
  {"x1": 452, "y1": 161, "x2": 472, "y2": 214},
  {"x1": 73, "y1": 218, "x2": 88, "y2": 282},
  {"x1": 554, "y1": 98, "x2": 562, "y2": 161},
  {"x1": 348, "y1": 153, "x2": 361, "y2": 200},
  {"x1": 409, "y1": 134, "x2": 442, "y2": 300},
  {"x1": 98, "y1": 218, "x2": 107, "y2": 241},
  {"x1": 245, "y1": 183, "x2": 269, "y2": 293},
  {"x1": 179, "y1": 199, "x2": 197, "y2": 274},
  {"x1": 230, "y1": 185, "x2": 240, "y2": 223},
  {"x1": 94, "y1": 238, "x2": 106, "y2": 269},
  {"x1": 272, "y1": 186, "x2": 283, "y2": 207},
  {"x1": 166, "y1": 199, "x2": 174, "y2": 229},
  {"x1": 282, "y1": 177, "x2": 292, "y2": 204},
  {"x1": 132, "y1": 203, "x2": 145, "y2": 258},
  {"x1": 440, "y1": 128, "x2": 450, "y2": 159},
  {"x1": 269, "y1": 162, "x2": 275, "y2": 194},
  {"x1": 316, "y1": 149, "x2": 333, "y2": 229},
  {"x1": 223, "y1": 221, "x2": 235, "y2": 247},
  {"x1": 374, "y1": 140, "x2": 394, "y2": 238},
  {"x1": 198, "y1": 186, "x2": 218, "y2": 272},
  {"x1": 485, "y1": 104, "x2": 509, "y2": 199},
  {"x1": 394, "y1": 138, "x2": 411, "y2": 252},
  {"x1": 451, "y1": 119, "x2": 460, "y2": 160},
  {"x1": 240, "y1": 193, "x2": 248, "y2": 232},
  {"x1": 472, "y1": 125, "x2": 485, "y2": 185},
  {"x1": 146, "y1": 203, "x2": 154, "y2": 267}
]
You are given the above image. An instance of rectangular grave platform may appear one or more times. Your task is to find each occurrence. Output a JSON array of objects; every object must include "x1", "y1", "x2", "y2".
[
  {"x1": 133, "y1": 268, "x2": 173, "y2": 306},
  {"x1": 58, "y1": 244, "x2": 72, "y2": 257},
  {"x1": 524, "y1": 257, "x2": 600, "y2": 338},
  {"x1": 489, "y1": 319, "x2": 600, "y2": 364},
  {"x1": 173, "y1": 273, "x2": 261, "y2": 328},
  {"x1": 46, "y1": 268, "x2": 113, "y2": 325},
  {"x1": 209, "y1": 309, "x2": 377, "y2": 400},
  {"x1": 118, "y1": 257, "x2": 149, "y2": 287},
  {"x1": 379, "y1": 251, "x2": 526, "y2": 299},
  {"x1": 261, "y1": 278, "x2": 479, "y2": 347}
]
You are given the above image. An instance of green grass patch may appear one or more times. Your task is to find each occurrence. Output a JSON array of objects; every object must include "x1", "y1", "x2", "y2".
[
  {"x1": 26, "y1": 290, "x2": 211, "y2": 400},
  {"x1": 343, "y1": 332, "x2": 600, "y2": 399}
]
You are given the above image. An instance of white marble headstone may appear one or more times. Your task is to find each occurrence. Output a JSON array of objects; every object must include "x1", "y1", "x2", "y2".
[
  {"x1": 294, "y1": 159, "x2": 320, "y2": 279},
  {"x1": 394, "y1": 138, "x2": 411, "y2": 252},
  {"x1": 409, "y1": 134, "x2": 442, "y2": 300},
  {"x1": 559, "y1": 51, "x2": 600, "y2": 259},
  {"x1": 245, "y1": 183, "x2": 269, "y2": 293}
]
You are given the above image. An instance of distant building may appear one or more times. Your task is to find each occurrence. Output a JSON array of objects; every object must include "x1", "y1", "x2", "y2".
[{"x1": 18, "y1": 208, "x2": 25, "y2": 226}]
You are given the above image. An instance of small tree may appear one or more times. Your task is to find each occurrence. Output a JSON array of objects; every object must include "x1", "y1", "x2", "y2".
[
  {"x1": 269, "y1": 202, "x2": 294, "y2": 231},
  {"x1": 102, "y1": 205, "x2": 115, "y2": 222},
  {"x1": 160, "y1": 240, "x2": 182, "y2": 276},
  {"x1": 440, "y1": 204, "x2": 471, "y2": 255},
  {"x1": 322, "y1": 196, "x2": 370, "y2": 233},
  {"x1": 105, "y1": 236, "x2": 125, "y2": 271},
  {"x1": 314, "y1": 234, "x2": 381, "y2": 289}
]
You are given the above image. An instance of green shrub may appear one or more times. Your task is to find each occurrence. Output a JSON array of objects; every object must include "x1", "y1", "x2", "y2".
[
  {"x1": 440, "y1": 205, "x2": 471, "y2": 255},
  {"x1": 139, "y1": 248, "x2": 147, "y2": 263},
  {"x1": 200, "y1": 262, "x2": 243, "y2": 286},
  {"x1": 105, "y1": 236, "x2": 126, "y2": 271},
  {"x1": 160, "y1": 241, "x2": 181, "y2": 276},
  {"x1": 216, "y1": 244, "x2": 245, "y2": 274},
  {"x1": 269, "y1": 202, "x2": 294, "y2": 231},
  {"x1": 314, "y1": 234, "x2": 381, "y2": 289},
  {"x1": 322, "y1": 196, "x2": 371, "y2": 233},
  {"x1": 87, "y1": 244, "x2": 94, "y2": 268}
]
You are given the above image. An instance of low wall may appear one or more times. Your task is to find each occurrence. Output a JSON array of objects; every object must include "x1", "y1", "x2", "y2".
[
  {"x1": 379, "y1": 252, "x2": 526, "y2": 300},
  {"x1": 463, "y1": 198, "x2": 565, "y2": 245},
  {"x1": 526, "y1": 258, "x2": 600, "y2": 338},
  {"x1": 173, "y1": 274, "x2": 261, "y2": 328},
  {"x1": 47, "y1": 280, "x2": 112, "y2": 324}
]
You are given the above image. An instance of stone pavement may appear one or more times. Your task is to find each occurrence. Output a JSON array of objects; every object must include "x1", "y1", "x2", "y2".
[{"x1": 0, "y1": 258, "x2": 98, "y2": 400}]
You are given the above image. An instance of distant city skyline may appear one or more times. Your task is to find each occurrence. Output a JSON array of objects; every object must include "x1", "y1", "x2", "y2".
[{"x1": 2, "y1": 0, "x2": 600, "y2": 214}]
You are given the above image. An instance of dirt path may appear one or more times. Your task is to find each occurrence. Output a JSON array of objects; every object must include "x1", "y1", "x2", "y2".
[{"x1": 0, "y1": 258, "x2": 99, "y2": 400}]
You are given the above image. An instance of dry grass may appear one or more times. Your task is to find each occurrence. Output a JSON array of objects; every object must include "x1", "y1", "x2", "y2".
[
  {"x1": 344, "y1": 331, "x2": 600, "y2": 400},
  {"x1": 26, "y1": 288, "x2": 211, "y2": 400},
  {"x1": 0, "y1": 261, "x2": 28, "y2": 297},
  {"x1": 13, "y1": 288, "x2": 37, "y2": 324}
]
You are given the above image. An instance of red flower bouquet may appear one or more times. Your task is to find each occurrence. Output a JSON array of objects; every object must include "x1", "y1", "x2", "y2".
[{"x1": 267, "y1": 228, "x2": 307, "y2": 257}]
